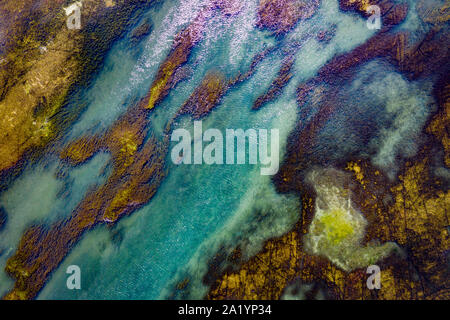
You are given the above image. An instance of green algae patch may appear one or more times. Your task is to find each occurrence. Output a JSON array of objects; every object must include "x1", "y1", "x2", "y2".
[
  {"x1": 303, "y1": 168, "x2": 399, "y2": 272},
  {"x1": 315, "y1": 209, "x2": 356, "y2": 246}
]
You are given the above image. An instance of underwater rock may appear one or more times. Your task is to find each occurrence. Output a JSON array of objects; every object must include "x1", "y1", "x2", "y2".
[
  {"x1": 0, "y1": 206, "x2": 6, "y2": 231},
  {"x1": 281, "y1": 279, "x2": 331, "y2": 300},
  {"x1": 0, "y1": 0, "x2": 157, "y2": 175},
  {"x1": 130, "y1": 19, "x2": 153, "y2": 43},
  {"x1": 256, "y1": 0, "x2": 321, "y2": 35},
  {"x1": 252, "y1": 55, "x2": 294, "y2": 110},
  {"x1": 316, "y1": 25, "x2": 336, "y2": 43},
  {"x1": 207, "y1": 1, "x2": 449, "y2": 299}
]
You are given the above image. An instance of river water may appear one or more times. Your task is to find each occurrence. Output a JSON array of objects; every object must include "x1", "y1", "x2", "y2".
[{"x1": 0, "y1": 0, "x2": 435, "y2": 299}]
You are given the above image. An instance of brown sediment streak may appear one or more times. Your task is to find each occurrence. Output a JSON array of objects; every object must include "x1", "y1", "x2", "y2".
[
  {"x1": 256, "y1": 0, "x2": 321, "y2": 35},
  {"x1": 252, "y1": 55, "x2": 295, "y2": 110},
  {"x1": 275, "y1": 89, "x2": 338, "y2": 192},
  {"x1": 173, "y1": 47, "x2": 277, "y2": 122},
  {"x1": 339, "y1": 0, "x2": 450, "y2": 81},
  {"x1": 164, "y1": 71, "x2": 230, "y2": 135},
  {"x1": 133, "y1": 1, "x2": 237, "y2": 127}
]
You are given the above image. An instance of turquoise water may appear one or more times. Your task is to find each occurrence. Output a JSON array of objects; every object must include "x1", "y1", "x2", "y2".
[{"x1": 0, "y1": 0, "x2": 437, "y2": 299}]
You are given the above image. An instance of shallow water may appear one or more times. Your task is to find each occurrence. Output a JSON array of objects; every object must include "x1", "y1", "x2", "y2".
[{"x1": 0, "y1": 0, "x2": 438, "y2": 299}]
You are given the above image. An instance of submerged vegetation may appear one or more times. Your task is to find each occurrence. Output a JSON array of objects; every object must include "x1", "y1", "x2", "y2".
[{"x1": 0, "y1": 0, "x2": 448, "y2": 300}]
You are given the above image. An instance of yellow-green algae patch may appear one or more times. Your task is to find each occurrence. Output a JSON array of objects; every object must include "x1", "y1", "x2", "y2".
[
  {"x1": 303, "y1": 168, "x2": 399, "y2": 272},
  {"x1": 315, "y1": 209, "x2": 355, "y2": 245}
]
